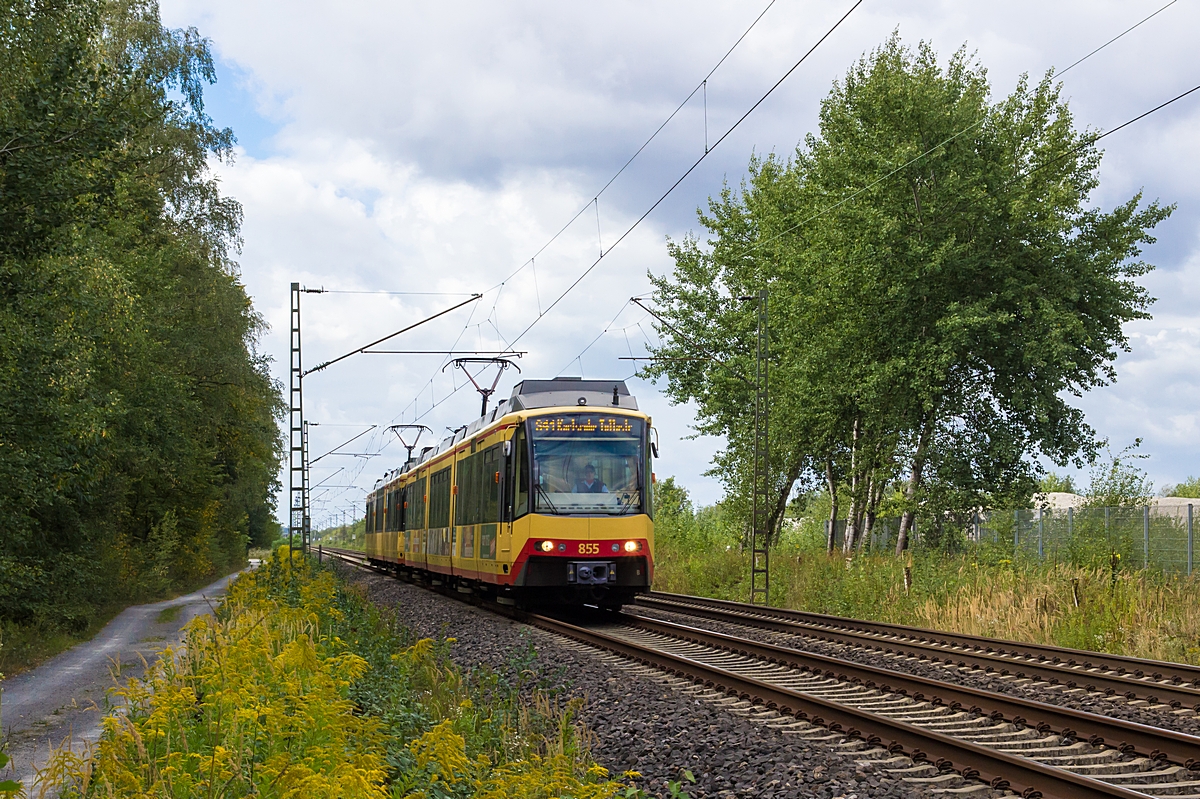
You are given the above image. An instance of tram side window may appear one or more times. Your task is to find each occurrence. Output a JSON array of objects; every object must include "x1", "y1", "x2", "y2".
[
  {"x1": 482, "y1": 444, "x2": 500, "y2": 522},
  {"x1": 408, "y1": 476, "x2": 427, "y2": 529},
  {"x1": 388, "y1": 488, "x2": 401, "y2": 530},
  {"x1": 365, "y1": 499, "x2": 374, "y2": 534},
  {"x1": 428, "y1": 467, "x2": 451, "y2": 528},
  {"x1": 374, "y1": 494, "x2": 385, "y2": 532},
  {"x1": 512, "y1": 427, "x2": 529, "y2": 518},
  {"x1": 455, "y1": 452, "x2": 479, "y2": 526}
]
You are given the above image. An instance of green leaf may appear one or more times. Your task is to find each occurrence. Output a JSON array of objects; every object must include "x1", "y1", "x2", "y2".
[{"x1": 646, "y1": 32, "x2": 1172, "y2": 547}]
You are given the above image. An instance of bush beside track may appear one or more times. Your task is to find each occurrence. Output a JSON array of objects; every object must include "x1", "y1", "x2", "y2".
[{"x1": 38, "y1": 548, "x2": 637, "y2": 799}]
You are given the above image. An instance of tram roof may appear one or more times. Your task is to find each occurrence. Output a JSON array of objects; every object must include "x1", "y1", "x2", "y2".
[
  {"x1": 508, "y1": 377, "x2": 636, "y2": 411},
  {"x1": 369, "y1": 378, "x2": 640, "y2": 488}
]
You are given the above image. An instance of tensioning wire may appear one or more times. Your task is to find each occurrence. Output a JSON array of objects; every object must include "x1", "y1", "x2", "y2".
[
  {"x1": 577, "y1": 0, "x2": 1187, "y2": 372},
  {"x1": 503, "y1": 0, "x2": 864, "y2": 351},
  {"x1": 475, "y1": 0, "x2": 783, "y2": 298},
  {"x1": 707, "y1": 0, "x2": 1185, "y2": 270},
  {"x1": 379, "y1": 0, "x2": 787, "y2": 428}
]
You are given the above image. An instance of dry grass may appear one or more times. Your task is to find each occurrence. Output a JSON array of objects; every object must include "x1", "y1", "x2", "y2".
[
  {"x1": 917, "y1": 564, "x2": 1200, "y2": 663},
  {"x1": 654, "y1": 540, "x2": 1200, "y2": 665}
]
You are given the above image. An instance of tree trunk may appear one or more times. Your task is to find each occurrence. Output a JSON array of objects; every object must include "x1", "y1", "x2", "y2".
[
  {"x1": 895, "y1": 417, "x2": 934, "y2": 555},
  {"x1": 843, "y1": 419, "x2": 861, "y2": 555},
  {"x1": 766, "y1": 454, "x2": 804, "y2": 549},
  {"x1": 860, "y1": 472, "x2": 877, "y2": 552},
  {"x1": 825, "y1": 457, "x2": 838, "y2": 554}
]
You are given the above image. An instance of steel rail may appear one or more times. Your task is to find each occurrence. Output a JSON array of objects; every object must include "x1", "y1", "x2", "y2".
[
  {"x1": 619, "y1": 611, "x2": 1200, "y2": 768},
  {"x1": 525, "y1": 612, "x2": 1155, "y2": 799},
  {"x1": 646, "y1": 591, "x2": 1200, "y2": 685},
  {"x1": 638, "y1": 593, "x2": 1200, "y2": 708},
  {"x1": 317, "y1": 548, "x2": 1199, "y2": 798}
]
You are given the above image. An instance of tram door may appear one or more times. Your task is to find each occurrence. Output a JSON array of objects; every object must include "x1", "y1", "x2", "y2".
[
  {"x1": 500, "y1": 434, "x2": 512, "y2": 557},
  {"x1": 502, "y1": 426, "x2": 529, "y2": 557}
]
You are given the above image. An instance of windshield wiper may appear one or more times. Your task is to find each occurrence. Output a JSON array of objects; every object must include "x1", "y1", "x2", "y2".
[
  {"x1": 535, "y1": 483, "x2": 559, "y2": 514},
  {"x1": 615, "y1": 492, "x2": 639, "y2": 515}
]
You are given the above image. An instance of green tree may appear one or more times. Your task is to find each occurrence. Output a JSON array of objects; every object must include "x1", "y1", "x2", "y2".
[
  {"x1": 0, "y1": 0, "x2": 282, "y2": 639},
  {"x1": 1163, "y1": 477, "x2": 1200, "y2": 499},
  {"x1": 645, "y1": 34, "x2": 1170, "y2": 556},
  {"x1": 1084, "y1": 442, "x2": 1152, "y2": 508},
  {"x1": 1039, "y1": 472, "x2": 1078, "y2": 494}
]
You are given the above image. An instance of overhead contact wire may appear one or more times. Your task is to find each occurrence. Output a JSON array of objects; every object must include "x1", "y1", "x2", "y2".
[{"x1": 507, "y1": 0, "x2": 865, "y2": 348}]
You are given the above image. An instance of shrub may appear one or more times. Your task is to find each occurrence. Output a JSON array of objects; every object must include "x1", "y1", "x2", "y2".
[{"x1": 39, "y1": 548, "x2": 631, "y2": 798}]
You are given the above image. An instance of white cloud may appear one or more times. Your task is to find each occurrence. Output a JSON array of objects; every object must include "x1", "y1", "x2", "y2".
[{"x1": 159, "y1": 0, "x2": 1200, "y2": 521}]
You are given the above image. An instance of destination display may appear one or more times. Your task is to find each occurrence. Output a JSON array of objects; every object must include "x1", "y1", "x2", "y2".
[{"x1": 532, "y1": 415, "x2": 637, "y2": 435}]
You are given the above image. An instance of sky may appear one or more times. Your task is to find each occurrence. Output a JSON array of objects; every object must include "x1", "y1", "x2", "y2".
[{"x1": 157, "y1": 0, "x2": 1200, "y2": 527}]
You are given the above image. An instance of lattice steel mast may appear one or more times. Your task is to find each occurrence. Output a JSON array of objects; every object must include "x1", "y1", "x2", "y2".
[
  {"x1": 288, "y1": 283, "x2": 309, "y2": 553},
  {"x1": 749, "y1": 289, "x2": 770, "y2": 605}
]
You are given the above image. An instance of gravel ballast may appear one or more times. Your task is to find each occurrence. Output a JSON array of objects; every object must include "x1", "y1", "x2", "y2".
[
  {"x1": 628, "y1": 603, "x2": 1200, "y2": 738},
  {"x1": 335, "y1": 565, "x2": 946, "y2": 799}
]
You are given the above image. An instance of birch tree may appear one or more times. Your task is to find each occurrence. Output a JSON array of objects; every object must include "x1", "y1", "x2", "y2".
[{"x1": 646, "y1": 34, "x2": 1171, "y2": 553}]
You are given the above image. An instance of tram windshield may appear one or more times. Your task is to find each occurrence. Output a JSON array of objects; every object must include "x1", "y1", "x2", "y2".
[{"x1": 529, "y1": 413, "x2": 645, "y2": 515}]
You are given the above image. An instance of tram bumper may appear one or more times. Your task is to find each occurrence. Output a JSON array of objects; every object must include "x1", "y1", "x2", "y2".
[
  {"x1": 515, "y1": 555, "x2": 649, "y2": 589},
  {"x1": 567, "y1": 560, "x2": 616, "y2": 585}
]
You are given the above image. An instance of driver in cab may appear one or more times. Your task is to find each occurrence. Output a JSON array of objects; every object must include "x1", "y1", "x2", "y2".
[{"x1": 573, "y1": 464, "x2": 608, "y2": 493}]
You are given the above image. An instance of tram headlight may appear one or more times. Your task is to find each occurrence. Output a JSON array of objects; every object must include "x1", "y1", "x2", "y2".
[
  {"x1": 623, "y1": 540, "x2": 641, "y2": 552},
  {"x1": 539, "y1": 540, "x2": 555, "y2": 552}
]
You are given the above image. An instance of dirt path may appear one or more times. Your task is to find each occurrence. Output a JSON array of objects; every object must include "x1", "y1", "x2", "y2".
[{"x1": 0, "y1": 568, "x2": 249, "y2": 793}]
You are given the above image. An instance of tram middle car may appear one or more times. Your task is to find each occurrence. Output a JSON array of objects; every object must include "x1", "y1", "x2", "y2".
[{"x1": 364, "y1": 378, "x2": 654, "y2": 607}]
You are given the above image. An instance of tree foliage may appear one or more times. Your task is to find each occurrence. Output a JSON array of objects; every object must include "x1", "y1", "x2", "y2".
[
  {"x1": 1038, "y1": 472, "x2": 1078, "y2": 495},
  {"x1": 1083, "y1": 442, "x2": 1152, "y2": 508},
  {"x1": 0, "y1": 0, "x2": 282, "y2": 636},
  {"x1": 1163, "y1": 477, "x2": 1200, "y2": 499},
  {"x1": 645, "y1": 35, "x2": 1171, "y2": 554}
]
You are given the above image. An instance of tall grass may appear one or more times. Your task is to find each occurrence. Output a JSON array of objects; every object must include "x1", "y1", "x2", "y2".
[
  {"x1": 653, "y1": 486, "x2": 1200, "y2": 665},
  {"x1": 35, "y1": 548, "x2": 632, "y2": 798}
]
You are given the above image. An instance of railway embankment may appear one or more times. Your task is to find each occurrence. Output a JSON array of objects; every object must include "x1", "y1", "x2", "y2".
[
  {"x1": 336, "y1": 562, "x2": 936, "y2": 799},
  {"x1": 0, "y1": 569, "x2": 247, "y2": 793},
  {"x1": 629, "y1": 598, "x2": 1200, "y2": 739},
  {"x1": 21, "y1": 550, "x2": 637, "y2": 799}
]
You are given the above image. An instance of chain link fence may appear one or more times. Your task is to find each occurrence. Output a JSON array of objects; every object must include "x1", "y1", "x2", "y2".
[{"x1": 822, "y1": 504, "x2": 1196, "y2": 575}]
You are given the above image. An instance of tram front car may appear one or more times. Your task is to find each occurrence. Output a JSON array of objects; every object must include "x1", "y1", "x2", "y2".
[{"x1": 510, "y1": 379, "x2": 655, "y2": 607}]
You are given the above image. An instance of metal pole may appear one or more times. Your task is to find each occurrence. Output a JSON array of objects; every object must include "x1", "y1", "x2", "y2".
[
  {"x1": 1188, "y1": 504, "x2": 1193, "y2": 576},
  {"x1": 302, "y1": 420, "x2": 311, "y2": 552},
  {"x1": 1014, "y1": 509, "x2": 1020, "y2": 551},
  {"x1": 1143, "y1": 505, "x2": 1150, "y2": 569},
  {"x1": 1068, "y1": 507, "x2": 1073, "y2": 541},
  {"x1": 749, "y1": 290, "x2": 770, "y2": 606},
  {"x1": 1038, "y1": 508, "x2": 1044, "y2": 560},
  {"x1": 289, "y1": 283, "x2": 305, "y2": 555}
]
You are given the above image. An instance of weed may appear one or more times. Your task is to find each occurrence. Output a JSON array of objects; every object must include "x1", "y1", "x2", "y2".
[
  {"x1": 37, "y1": 547, "x2": 630, "y2": 798},
  {"x1": 656, "y1": 507, "x2": 1200, "y2": 664}
]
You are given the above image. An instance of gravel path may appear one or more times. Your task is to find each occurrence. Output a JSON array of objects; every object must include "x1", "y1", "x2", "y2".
[
  {"x1": 338, "y1": 565, "x2": 958, "y2": 799},
  {"x1": 627, "y1": 604, "x2": 1200, "y2": 738},
  {"x1": 0, "y1": 568, "x2": 250, "y2": 793}
]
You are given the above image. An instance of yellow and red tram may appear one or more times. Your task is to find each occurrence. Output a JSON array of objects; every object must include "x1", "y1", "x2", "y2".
[{"x1": 364, "y1": 378, "x2": 654, "y2": 607}]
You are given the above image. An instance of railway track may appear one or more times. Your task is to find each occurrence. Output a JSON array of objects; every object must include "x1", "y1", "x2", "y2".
[
  {"x1": 636, "y1": 592, "x2": 1200, "y2": 711},
  {"x1": 316, "y1": 546, "x2": 1200, "y2": 798}
]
